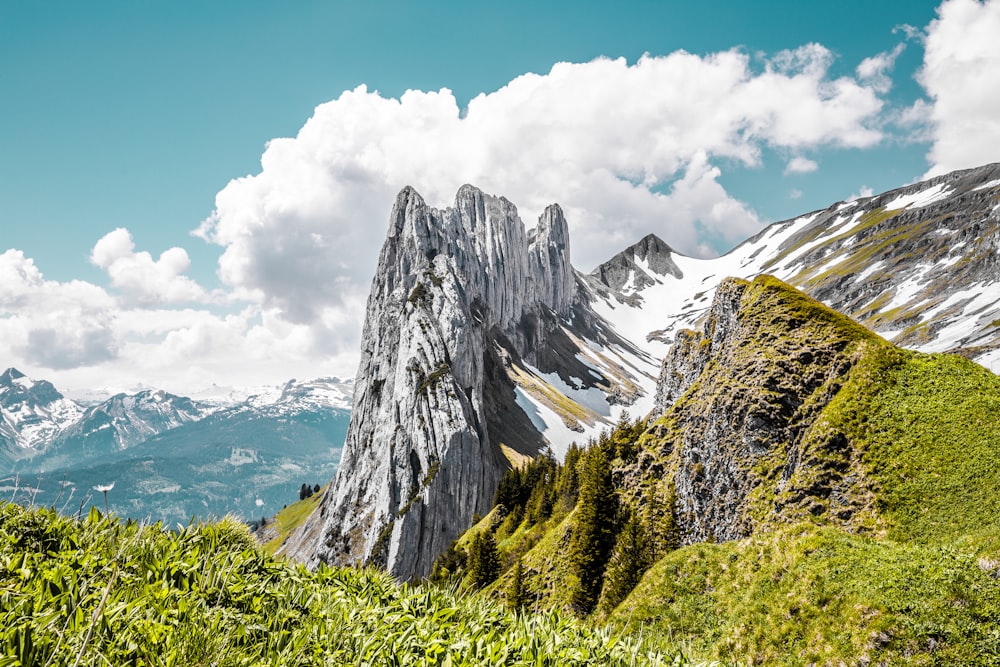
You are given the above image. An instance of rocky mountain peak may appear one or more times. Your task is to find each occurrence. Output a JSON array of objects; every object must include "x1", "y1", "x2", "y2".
[
  {"x1": 1, "y1": 368, "x2": 26, "y2": 384},
  {"x1": 645, "y1": 275, "x2": 883, "y2": 543},
  {"x1": 0, "y1": 367, "x2": 64, "y2": 407},
  {"x1": 589, "y1": 232, "x2": 682, "y2": 295},
  {"x1": 528, "y1": 204, "x2": 574, "y2": 315},
  {"x1": 281, "y1": 184, "x2": 597, "y2": 579},
  {"x1": 0, "y1": 369, "x2": 83, "y2": 453}
]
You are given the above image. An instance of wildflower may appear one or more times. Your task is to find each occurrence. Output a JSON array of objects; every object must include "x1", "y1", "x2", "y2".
[{"x1": 93, "y1": 482, "x2": 115, "y2": 515}]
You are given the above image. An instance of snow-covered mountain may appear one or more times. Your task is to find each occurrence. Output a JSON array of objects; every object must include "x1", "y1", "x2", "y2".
[
  {"x1": 32, "y1": 390, "x2": 211, "y2": 470},
  {"x1": 0, "y1": 368, "x2": 84, "y2": 457},
  {"x1": 241, "y1": 377, "x2": 354, "y2": 414},
  {"x1": 2, "y1": 373, "x2": 354, "y2": 523},
  {"x1": 584, "y1": 162, "x2": 1000, "y2": 375}
]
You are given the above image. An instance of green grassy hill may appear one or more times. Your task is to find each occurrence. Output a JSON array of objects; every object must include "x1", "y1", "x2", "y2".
[
  {"x1": 0, "y1": 502, "x2": 691, "y2": 666},
  {"x1": 435, "y1": 276, "x2": 1000, "y2": 665}
]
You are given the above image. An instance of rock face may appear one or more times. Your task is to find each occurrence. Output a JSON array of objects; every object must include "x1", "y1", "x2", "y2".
[
  {"x1": 282, "y1": 186, "x2": 585, "y2": 578},
  {"x1": 648, "y1": 276, "x2": 882, "y2": 543},
  {"x1": 590, "y1": 233, "x2": 682, "y2": 294},
  {"x1": 584, "y1": 163, "x2": 1000, "y2": 375}
]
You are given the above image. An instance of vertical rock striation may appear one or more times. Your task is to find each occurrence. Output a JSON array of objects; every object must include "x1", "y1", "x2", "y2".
[{"x1": 282, "y1": 185, "x2": 578, "y2": 578}]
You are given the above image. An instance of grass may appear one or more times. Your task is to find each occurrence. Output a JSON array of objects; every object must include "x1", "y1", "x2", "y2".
[
  {"x1": 860, "y1": 352, "x2": 1000, "y2": 550},
  {"x1": 613, "y1": 523, "x2": 1000, "y2": 666},
  {"x1": 262, "y1": 485, "x2": 327, "y2": 555},
  {"x1": 0, "y1": 502, "x2": 701, "y2": 666},
  {"x1": 452, "y1": 276, "x2": 1000, "y2": 665}
]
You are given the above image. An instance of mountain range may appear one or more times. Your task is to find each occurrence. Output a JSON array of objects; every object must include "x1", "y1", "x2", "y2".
[
  {"x1": 279, "y1": 162, "x2": 1000, "y2": 586},
  {"x1": 0, "y1": 370, "x2": 351, "y2": 524}
]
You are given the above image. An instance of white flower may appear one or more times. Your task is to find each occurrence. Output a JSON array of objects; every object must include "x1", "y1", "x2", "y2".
[{"x1": 93, "y1": 483, "x2": 115, "y2": 493}]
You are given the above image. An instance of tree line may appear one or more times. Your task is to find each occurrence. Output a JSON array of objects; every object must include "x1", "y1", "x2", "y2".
[{"x1": 430, "y1": 413, "x2": 680, "y2": 617}]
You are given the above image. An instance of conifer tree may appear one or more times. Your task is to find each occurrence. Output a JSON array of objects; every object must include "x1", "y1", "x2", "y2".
[
  {"x1": 506, "y1": 557, "x2": 528, "y2": 611},
  {"x1": 567, "y1": 445, "x2": 617, "y2": 615},
  {"x1": 598, "y1": 509, "x2": 652, "y2": 614},
  {"x1": 557, "y1": 443, "x2": 583, "y2": 509},
  {"x1": 466, "y1": 531, "x2": 500, "y2": 589}
]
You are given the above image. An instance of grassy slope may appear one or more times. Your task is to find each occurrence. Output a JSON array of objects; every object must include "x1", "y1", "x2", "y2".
[
  {"x1": 0, "y1": 502, "x2": 693, "y2": 667},
  {"x1": 615, "y1": 524, "x2": 1000, "y2": 666},
  {"x1": 862, "y1": 353, "x2": 1000, "y2": 549},
  {"x1": 607, "y1": 281, "x2": 1000, "y2": 664},
  {"x1": 469, "y1": 276, "x2": 1000, "y2": 664},
  {"x1": 261, "y1": 485, "x2": 327, "y2": 555}
]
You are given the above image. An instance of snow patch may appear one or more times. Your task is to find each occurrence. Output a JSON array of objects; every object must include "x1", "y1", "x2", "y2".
[{"x1": 884, "y1": 183, "x2": 952, "y2": 210}]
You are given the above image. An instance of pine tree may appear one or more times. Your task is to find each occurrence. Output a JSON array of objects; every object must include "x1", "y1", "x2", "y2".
[
  {"x1": 557, "y1": 443, "x2": 583, "y2": 510},
  {"x1": 567, "y1": 445, "x2": 617, "y2": 616},
  {"x1": 506, "y1": 557, "x2": 528, "y2": 611},
  {"x1": 466, "y1": 531, "x2": 500, "y2": 589},
  {"x1": 598, "y1": 509, "x2": 652, "y2": 614}
]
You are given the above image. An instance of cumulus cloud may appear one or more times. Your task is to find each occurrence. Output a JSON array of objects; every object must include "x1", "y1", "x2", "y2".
[
  {"x1": 0, "y1": 247, "x2": 359, "y2": 393},
  {"x1": 3, "y1": 43, "x2": 921, "y2": 392},
  {"x1": 198, "y1": 47, "x2": 887, "y2": 341},
  {"x1": 920, "y1": 0, "x2": 1000, "y2": 175},
  {"x1": 91, "y1": 228, "x2": 210, "y2": 305},
  {"x1": 785, "y1": 157, "x2": 819, "y2": 174},
  {"x1": 0, "y1": 249, "x2": 119, "y2": 369}
]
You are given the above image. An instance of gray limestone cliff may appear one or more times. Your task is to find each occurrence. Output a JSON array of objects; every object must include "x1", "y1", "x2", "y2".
[{"x1": 281, "y1": 185, "x2": 582, "y2": 578}]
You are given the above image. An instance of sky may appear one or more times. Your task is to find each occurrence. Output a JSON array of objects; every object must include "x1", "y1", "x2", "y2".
[{"x1": 2, "y1": 0, "x2": 999, "y2": 396}]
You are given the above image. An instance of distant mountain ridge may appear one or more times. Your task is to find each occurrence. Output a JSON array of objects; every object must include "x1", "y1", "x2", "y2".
[
  {"x1": 585, "y1": 162, "x2": 1000, "y2": 372},
  {"x1": 0, "y1": 368, "x2": 84, "y2": 456},
  {"x1": 0, "y1": 369, "x2": 353, "y2": 523}
]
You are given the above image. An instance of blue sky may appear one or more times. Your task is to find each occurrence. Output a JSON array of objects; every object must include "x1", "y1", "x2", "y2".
[{"x1": 2, "y1": 0, "x2": 998, "y2": 393}]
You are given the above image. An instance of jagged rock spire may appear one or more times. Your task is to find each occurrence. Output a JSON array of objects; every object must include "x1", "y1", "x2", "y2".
[{"x1": 282, "y1": 185, "x2": 578, "y2": 578}]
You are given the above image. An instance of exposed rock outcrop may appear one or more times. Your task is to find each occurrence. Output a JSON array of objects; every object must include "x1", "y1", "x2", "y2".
[
  {"x1": 647, "y1": 276, "x2": 883, "y2": 543},
  {"x1": 590, "y1": 233, "x2": 682, "y2": 295},
  {"x1": 282, "y1": 185, "x2": 593, "y2": 578}
]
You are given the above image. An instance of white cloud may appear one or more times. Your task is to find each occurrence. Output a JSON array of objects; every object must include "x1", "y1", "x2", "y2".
[
  {"x1": 785, "y1": 157, "x2": 819, "y2": 174},
  {"x1": 856, "y1": 43, "x2": 906, "y2": 94},
  {"x1": 0, "y1": 249, "x2": 119, "y2": 370},
  {"x1": 789, "y1": 189, "x2": 803, "y2": 200},
  {"x1": 920, "y1": 0, "x2": 1000, "y2": 175},
  {"x1": 91, "y1": 228, "x2": 211, "y2": 306},
  {"x1": 3, "y1": 45, "x2": 907, "y2": 393},
  {"x1": 0, "y1": 247, "x2": 359, "y2": 394},
  {"x1": 849, "y1": 185, "x2": 875, "y2": 201},
  {"x1": 198, "y1": 48, "x2": 886, "y2": 340}
]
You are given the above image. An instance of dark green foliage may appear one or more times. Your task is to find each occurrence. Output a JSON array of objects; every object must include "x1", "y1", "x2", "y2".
[
  {"x1": 415, "y1": 362, "x2": 451, "y2": 396},
  {"x1": 466, "y1": 531, "x2": 501, "y2": 589},
  {"x1": 567, "y1": 445, "x2": 618, "y2": 615},
  {"x1": 644, "y1": 482, "x2": 680, "y2": 561},
  {"x1": 557, "y1": 443, "x2": 583, "y2": 509},
  {"x1": 430, "y1": 539, "x2": 467, "y2": 585},
  {"x1": 492, "y1": 454, "x2": 559, "y2": 528},
  {"x1": 506, "y1": 558, "x2": 528, "y2": 611},
  {"x1": 608, "y1": 413, "x2": 645, "y2": 462},
  {"x1": 598, "y1": 509, "x2": 654, "y2": 614},
  {"x1": 407, "y1": 281, "x2": 431, "y2": 306}
]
